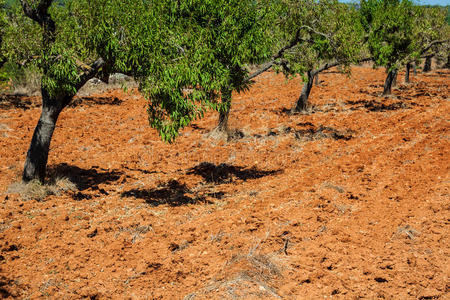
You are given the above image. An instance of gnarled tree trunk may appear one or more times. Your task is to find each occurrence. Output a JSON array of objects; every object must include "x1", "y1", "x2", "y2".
[
  {"x1": 292, "y1": 70, "x2": 314, "y2": 112},
  {"x1": 383, "y1": 68, "x2": 398, "y2": 96},
  {"x1": 423, "y1": 56, "x2": 432, "y2": 72},
  {"x1": 314, "y1": 73, "x2": 319, "y2": 86},
  {"x1": 392, "y1": 70, "x2": 398, "y2": 87},
  {"x1": 405, "y1": 62, "x2": 411, "y2": 83},
  {"x1": 20, "y1": 0, "x2": 106, "y2": 183},
  {"x1": 22, "y1": 89, "x2": 68, "y2": 182},
  {"x1": 445, "y1": 54, "x2": 450, "y2": 69},
  {"x1": 215, "y1": 87, "x2": 232, "y2": 133}
]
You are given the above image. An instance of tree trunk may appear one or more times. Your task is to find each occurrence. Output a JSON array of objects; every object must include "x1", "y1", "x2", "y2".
[
  {"x1": 292, "y1": 70, "x2": 314, "y2": 112},
  {"x1": 22, "y1": 89, "x2": 67, "y2": 183},
  {"x1": 445, "y1": 54, "x2": 450, "y2": 69},
  {"x1": 423, "y1": 56, "x2": 432, "y2": 72},
  {"x1": 215, "y1": 87, "x2": 232, "y2": 132},
  {"x1": 383, "y1": 68, "x2": 397, "y2": 96},
  {"x1": 413, "y1": 62, "x2": 417, "y2": 75},
  {"x1": 392, "y1": 70, "x2": 398, "y2": 87},
  {"x1": 405, "y1": 62, "x2": 411, "y2": 83},
  {"x1": 314, "y1": 73, "x2": 319, "y2": 86}
]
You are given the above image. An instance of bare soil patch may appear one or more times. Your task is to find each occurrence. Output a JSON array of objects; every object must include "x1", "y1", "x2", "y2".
[{"x1": 0, "y1": 66, "x2": 449, "y2": 299}]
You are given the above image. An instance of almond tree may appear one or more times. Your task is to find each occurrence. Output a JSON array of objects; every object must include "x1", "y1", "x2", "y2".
[
  {"x1": 277, "y1": 0, "x2": 366, "y2": 112},
  {"x1": 3, "y1": 0, "x2": 284, "y2": 183},
  {"x1": 415, "y1": 6, "x2": 449, "y2": 74},
  {"x1": 0, "y1": 0, "x2": 7, "y2": 69},
  {"x1": 360, "y1": 0, "x2": 418, "y2": 95},
  {"x1": 159, "y1": 0, "x2": 278, "y2": 136}
]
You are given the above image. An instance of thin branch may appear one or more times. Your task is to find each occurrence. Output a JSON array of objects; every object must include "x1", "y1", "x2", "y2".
[
  {"x1": 403, "y1": 39, "x2": 449, "y2": 65},
  {"x1": 312, "y1": 57, "x2": 372, "y2": 76},
  {"x1": 298, "y1": 25, "x2": 330, "y2": 41},
  {"x1": 245, "y1": 29, "x2": 308, "y2": 81},
  {"x1": 245, "y1": 24, "x2": 335, "y2": 82},
  {"x1": 246, "y1": 62, "x2": 274, "y2": 81},
  {"x1": 19, "y1": 0, "x2": 53, "y2": 25},
  {"x1": 20, "y1": 0, "x2": 55, "y2": 44},
  {"x1": 75, "y1": 58, "x2": 106, "y2": 90},
  {"x1": 420, "y1": 39, "x2": 449, "y2": 56}
]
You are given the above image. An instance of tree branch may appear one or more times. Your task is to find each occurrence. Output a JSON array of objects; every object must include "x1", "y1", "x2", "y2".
[
  {"x1": 20, "y1": 0, "x2": 53, "y2": 25},
  {"x1": 298, "y1": 25, "x2": 330, "y2": 41},
  {"x1": 245, "y1": 29, "x2": 307, "y2": 81},
  {"x1": 75, "y1": 58, "x2": 106, "y2": 90},
  {"x1": 312, "y1": 57, "x2": 373, "y2": 76},
  {"x1": 420, "y1": 39, "x2": 449, "y2": 56},
  {"x1": 20, "y1": 0, "x2": 55, "y2": 44},
  {"x1": 403, "y1": 39, "x2": 449, "y2": 65}
]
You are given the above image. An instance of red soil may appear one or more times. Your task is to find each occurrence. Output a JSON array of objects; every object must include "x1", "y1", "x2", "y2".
[{"x1": 0, "y1": 66, "x2": 449, "y2": 299}]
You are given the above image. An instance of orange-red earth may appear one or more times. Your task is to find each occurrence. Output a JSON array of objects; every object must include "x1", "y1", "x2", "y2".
[{"x1": 0, "y1": 66, "x2": 449, "y2": 299}]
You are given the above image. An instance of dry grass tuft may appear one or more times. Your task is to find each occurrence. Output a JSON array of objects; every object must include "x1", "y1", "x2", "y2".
[
  {"x1": 184, "y1": 252, "x2": 283, "y2": 299},
  {"x1": 7, "y1": 176, "x2": 78, "y2": 201},
  {"x1": 207, "y1": 127, "x2": 245, "y2": 142}
]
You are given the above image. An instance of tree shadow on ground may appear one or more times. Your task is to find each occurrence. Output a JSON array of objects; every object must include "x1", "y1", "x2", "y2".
[
  {"x1": 0, "y1": 94, "x2": 38, "y2": 110},
  {"x1": 357, "y1": 88, "x2": 382, "y2": 98},
  {"x1": 186, "y1": 162, "x2": 282, "y2": 184},
  {"x1": 294, "y1": 123, "x2": 354, "y2": 141},
  {"x1": 346, "y1": 99, "x2": 413, "y2": 112},
  {"x1": 47, "y1": 163, "x2": 123, "y2": 199},
  {"x1": 279, "y1": 104, "x2": 339, "y2": 116},
  {"x1": 0, "y1": 275, "x2": 23, "y2": 298},
  {"x1": 121, "y1": 179, "x2": 212, "y2": 207},
  {"x1": 69, "y1": 96, "x2": 122, "y2": 107},
  {"x1": 420, "y1": 71, "x2": 450, "y2": 78}
]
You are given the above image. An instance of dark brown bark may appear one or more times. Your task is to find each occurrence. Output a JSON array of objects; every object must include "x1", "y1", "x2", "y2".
[
  {"x1": 445, "y1": 54, "x2": 450, "y2": 69},
  {"x1": 20, "y1": 1, "x2": 106, "y2": 183},
  {"x1": 392, "y1": 70, "x2": 397, "y2": 87},
  {"x1": 22, "y1": 89, "x2": 65, "y2": 182},
  {"x1": 383, "y1": 69, "x2": 397, "y2": 96},
  {"x1": 292, "y1": 70, "x2": 314, "y2": 112},
  {"x1": 22, "y1": 58, "x2": 105, "y2": 183},
  {"x1": 405, "y1": 62, "x2": 411, "y2": 83},
  {"x1": 215, "y1": 88, "x2": 232, "y2": 132},
  {"x1": 423, "y1": 56, "x2": 432, "y2": 72}
]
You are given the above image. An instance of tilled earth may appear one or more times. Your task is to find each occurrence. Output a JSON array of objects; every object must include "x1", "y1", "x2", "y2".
[{"x1": 0, "y1": 66, "x2": 449, "y2": 299}]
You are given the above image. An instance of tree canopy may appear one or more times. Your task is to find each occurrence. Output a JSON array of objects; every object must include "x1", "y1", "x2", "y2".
[{"x1": 274, "y1": 0, "x2": 366, "y2": 111}]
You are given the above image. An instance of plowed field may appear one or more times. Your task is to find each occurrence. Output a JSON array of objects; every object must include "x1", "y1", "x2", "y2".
[{"x1": 0, "y1": 66, "x2": 449, "y2": 299}]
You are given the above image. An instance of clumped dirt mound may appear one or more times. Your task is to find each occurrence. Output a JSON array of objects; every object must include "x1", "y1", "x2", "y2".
[{"x1": 0, "y1": 66, "x2": 449, "y2": 299}]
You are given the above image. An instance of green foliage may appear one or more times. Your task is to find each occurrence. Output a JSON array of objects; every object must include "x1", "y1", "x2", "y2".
[
  {"x1": 2, "y1": 0, "x2": 278, "y2": 143},
  {"x1": 142, "y1": 0, "x2": 276, "y2": 142},
  {"x1": 84, "y1": 0, "x2": 277, "y2": 142},
  {"x1": 413, "y1": 6, "x2": 449, "y2": 59},
  {"x1": 360, "y1": 0, "x2": 418, "y2": 70},
  {"x1": 277, "y1": 0, "x2": 365, "y2": 78},
  {"x1": 0, "y1": 0, "x2": 8, "y2": 89}
]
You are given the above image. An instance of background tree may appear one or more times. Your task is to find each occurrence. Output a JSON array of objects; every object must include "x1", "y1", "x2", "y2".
[
  {"x1": 0, "y1": 0, "x2": 6, "y2": 68},
  {"x1": 277, "y1": 0, "x2": 366, "y2": 112},
  {"x1": 0, "y1": 0, "x2": 8, "y2": 87},
  {"x1": 1, "y1": 0, "x2": 43, "y2": 92},
  {"x1": 189, "y1": 0, "x2": 280, "y2": 135},
  {"x1": 416, "y1": 6, "x2": 448, "y2": 73},
  {"x1": 402, "y1": 6, "x2": 449, "y2": 82},
  {"x1": 360, "y1": 0, "x2": 418, "y2": 95}
]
